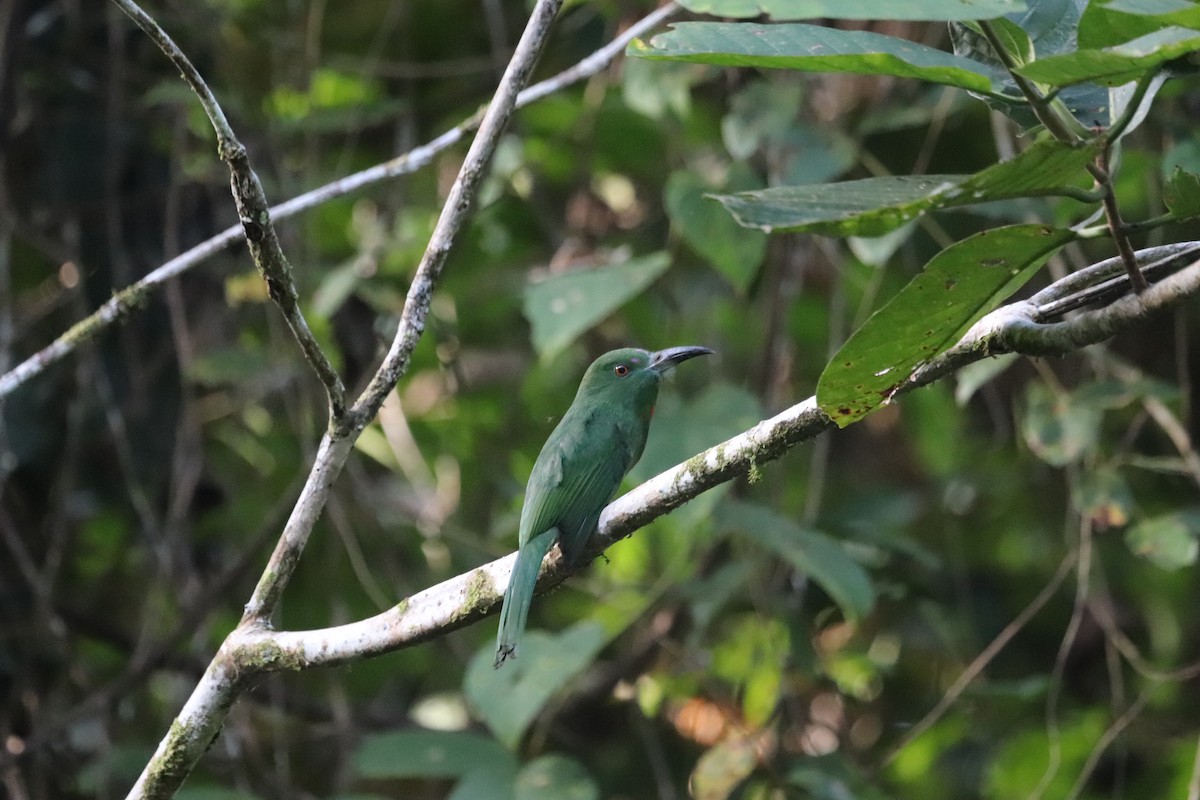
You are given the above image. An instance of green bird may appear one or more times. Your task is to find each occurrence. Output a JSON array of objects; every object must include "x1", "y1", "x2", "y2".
[{"x1": 495, "y1": 345, "x2": 713, "y2": 667}]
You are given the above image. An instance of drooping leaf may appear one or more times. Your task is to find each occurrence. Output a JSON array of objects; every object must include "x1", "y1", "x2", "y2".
[
  {"x1": 464, "y1": 623, "x2": 607, "y2": 749},
  {"x1": 712, "y1": 139, "x2": 1099, "y2": 236},
  {"x1": 676, "y1": 0, "x2": 1026, "y2": 21},
  {"x1": 665, "y1": 170, "x2": 767, "y2": 293},
  {"x1": 953, "y1": 0, "x2": 1110, "y2": 129},
  {"x1": 523, "y1": 253, "x2": 671, "y2": 360},
  {"x1": 1125, "y1": 511, "x2": 1200, "y2": 570},
  {"x1": 817, "y1": 224, "x2": 1075, "y2": 427},
  {"x1": 629, "y1": 23, "x2": 1002, "y2": 94},
  {"x1": 1016, "y1": 26, "x2": 1200, "y2": 86},
  {"x1": 718, "y1": 500, "x2": 875, "y2": 621}
]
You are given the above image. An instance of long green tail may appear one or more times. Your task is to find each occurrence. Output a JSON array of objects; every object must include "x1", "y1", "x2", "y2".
[{"x1": 495, "y1": 528, "x2": 557, "y2": 668}]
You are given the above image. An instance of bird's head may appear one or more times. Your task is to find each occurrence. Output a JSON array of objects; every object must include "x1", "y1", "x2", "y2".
[{"x1": 576, "y1": 346, "x2": 713, "y2": 406}]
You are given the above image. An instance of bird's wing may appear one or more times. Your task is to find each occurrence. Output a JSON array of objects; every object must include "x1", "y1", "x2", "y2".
[{"x1": 519, "y1": 406, "x2": 634, "y2": 562}]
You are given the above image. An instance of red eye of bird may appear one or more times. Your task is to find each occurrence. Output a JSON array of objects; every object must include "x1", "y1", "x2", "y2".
[{"x1": 614, "y1": 364, "x2": 629, "y2": 377}]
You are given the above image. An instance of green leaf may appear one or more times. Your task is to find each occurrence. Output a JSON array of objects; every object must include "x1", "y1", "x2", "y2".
[
  {"x1": 953, "y1": 1, "x2": 1111, "y2": 129},
  {"x1": 522, "y1": 253, "x2": 671, "y2": 360},
  {"x1": 665, "y1": 170, "x2": 768, "y2": 293},
  {"x1": 719, "y1": 500, "x2": 875, "y2": 621},
  {"x1": 1021, "y1": 382, "x2": 1104, "y2": 466},
  {"x1": 1072, "y1": 468, "x2": 1134, "y2": 528},
  {"x1": 629, "y1": 23, "x2": 1002, "y2": 94},
  {"x1": 690, "y1": 732, "x2": 769, "y2": 800},
  {"x1": 955, "y1": 353, "x2": 1020, "y2": 406},
  {"x1": 514, "y1": 755, "x2": 599, "y2": 800},
  {"x1": 1125, "y1": 511, "x2": 1200, "y2": 570},
  {"x1": 713, "y1": 139, "x2": 1100, "y2": 236},
  {"x1": 1081, "y1": 0, "x2": 1200, "y2": 49},
  {"x1": 354, "y1": 730, "x2": 516, "y2": 781},
  {"x1": 1164, "y1": 166, "x2": 1200, "y2": 219},
  {"x1": 720, "y1": 80, "x2": 805, "y2": 160},
  {"x1": 464, "y1": 623, "x2": 607, "y2": 749},
  {"x1": 817, "y1": 224, "x2": 1075, "y2": 427},
  {"x1": 1016, "y1": 26, "x2": 1200, "y2": 86},
  {"x1": 676, "y1": 0, "x2": 1027, "y2": 21}
]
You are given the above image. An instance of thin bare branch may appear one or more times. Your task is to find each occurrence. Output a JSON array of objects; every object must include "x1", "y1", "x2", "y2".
[
  {"x1": 0, "y1": 3, "x2": 678, "y2": 402},
  {"x1": 125, "y1": 2, "x2": 565, "y2": 795},
  {"x1": 110, "y1": 0, "x2": 347, "y2": 417}
]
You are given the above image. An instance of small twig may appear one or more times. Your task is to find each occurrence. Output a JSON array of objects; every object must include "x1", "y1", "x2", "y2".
[
  {"x1": 1030, "y1": 513, "x2": 1093, "y2": 800},
  {"x1": 112, "y1": 0, "x2": 347, "y2": 418},
  {"x1": 1064, "y1": 688, "x2": 1151, "y2": 800},
  {"x1": 126, "y1": 3, "x2": 565, "y2": 796},
  {"x1": 978, "y1": 21, "x2": 1081, "y2": 145},
  {"x1": 1097, "y1": 147, "x2": 1149, "y2": 292},
  {"x1": 0, "y1": 2, "x2": 678, "y2": 403},
  {"x1": 881, "y1": 550, "x2": 1078, "y2": 768},
  {"x1": 978, "y1": 21, "x2": 1148, "y2": 293}
]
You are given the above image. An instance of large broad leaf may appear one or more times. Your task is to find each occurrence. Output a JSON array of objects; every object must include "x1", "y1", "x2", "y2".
[
  {"x1": 817, "y1": 224, "x2": 1075, "y2": 427},
  {"x1": 718, "y1": 500, "x2": 875, "y2": 621},
  {"x1": 523, "y1": 253, "x2": 671, "y2": 360},
  {"x1": 464, "y1": 622, "x2": 607, "y2": 749},
  {"x1": 677, "y1": 0, "x2": 1027, "y2": 21},
  {"x1": 629, "y1": 23, "x2": 1003, "y2": 94},
  {"x1": 713, "y1": 139, "x2": 1099, "y2": 236},
  {"x1": 1017, "y1": 26, "x2": 1200, "y2": 86},
  {"x1": 665, "y1": 170, "x2": 767, "y2": 293}
]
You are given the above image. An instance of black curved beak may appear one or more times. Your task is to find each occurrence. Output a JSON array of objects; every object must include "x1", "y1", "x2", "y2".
[{"x1": 649, "y1": 345, "x2": 714, "y2": 374}]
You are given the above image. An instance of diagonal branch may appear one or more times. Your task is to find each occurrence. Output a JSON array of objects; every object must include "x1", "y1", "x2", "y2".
[
  {"x1": 0, "y1": 2, "x2": 679, "y2": 402},
  {"x1": 195, "y1": 246, "x2": 1200, "y2": 675},
  {"x1": 110, "y1": 0, "x2": 347, "y2": 417},
  {"x1": 124, "y1": 2, "x2": 565, "y2": 797}
]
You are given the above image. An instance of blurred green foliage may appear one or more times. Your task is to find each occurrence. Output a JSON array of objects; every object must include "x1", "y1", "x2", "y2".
[{"x1": 4, "y1": 0, "x2": 1200, "y2": 798}]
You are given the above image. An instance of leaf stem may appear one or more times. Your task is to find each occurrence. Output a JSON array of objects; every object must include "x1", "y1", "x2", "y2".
[{"x1": 978, "y1": 20, "x2": 1148, "y2": 292}]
